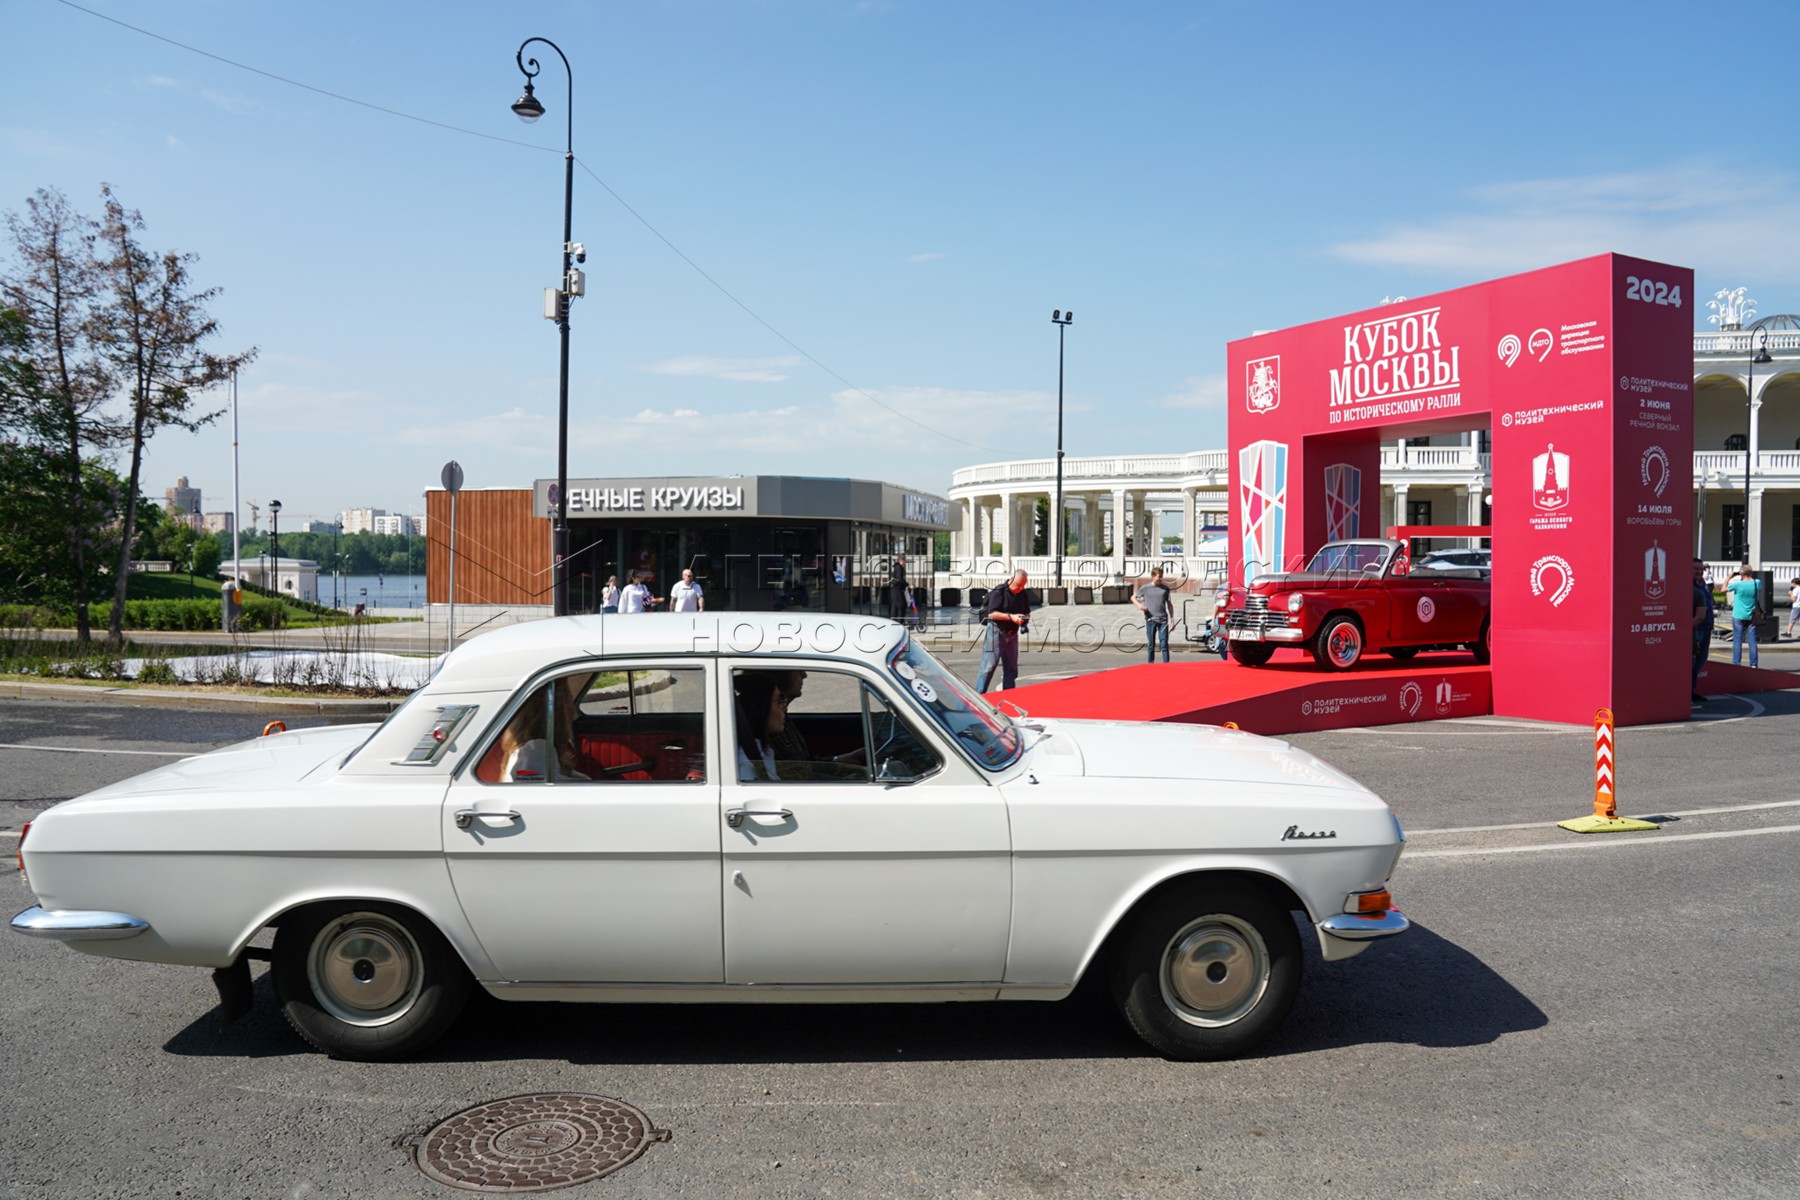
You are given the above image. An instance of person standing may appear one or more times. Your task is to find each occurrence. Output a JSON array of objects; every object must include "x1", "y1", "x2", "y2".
[
  {"x1": 1133, "y1": 567, "x2": 1174, "y2": 663},
  {"x1": 599, "y1": 575, "x2": 619, "y2": 613},
  {"x1": 888, "y1": 554, "x2": 909, "y2": 623},
  {"x1": 1787, "y1": 578, "x2": 1799, "y2": 640},
  {"x1": 669, "y1": 568, "x2": 705, "y2": 613},
  {"x1": 1724, "y1": 561, "x2": 1762, "y2": 667},
  {"x1": 618, "y1": 572, "x2": 655, "y2": 614},
  {"x1": 1691, "y1": 558, "x2": 1716, "y2": 704},
  {"x1": 977, "y1": 569, "x2": 1032, "y2": 692}
]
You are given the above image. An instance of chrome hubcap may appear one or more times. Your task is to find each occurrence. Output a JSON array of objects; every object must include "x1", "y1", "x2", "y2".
[
  {"x1": 1160, "y1": 915, "x2": 1269, "y2": 1027},
  {"x1": 308, "y1": 912, "x2": 422, "y2": 1026},
  {"x1": 1327, "y1": 624, "x2": 1361, "y2": 667}
]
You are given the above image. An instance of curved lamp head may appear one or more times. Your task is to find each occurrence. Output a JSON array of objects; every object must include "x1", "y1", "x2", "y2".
[
  {"x1": 511, "y1": 82, "x2": 544, "y2": 122},
  {"x1": 1753, "y1": 332, "x2": 1773, "y2": 365}
]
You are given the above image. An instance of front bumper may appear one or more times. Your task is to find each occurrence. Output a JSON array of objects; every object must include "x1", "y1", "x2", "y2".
[
  {"x1": 1227, "y1": 627, "x2": 1307, "y2": 642},
  {"x1": 11, "y1": 905, "x2": 151, "y2": 942}
]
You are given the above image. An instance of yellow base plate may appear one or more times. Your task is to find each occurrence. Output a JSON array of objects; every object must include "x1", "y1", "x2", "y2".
[{"x1": 1557, "y1": 815, "x2": 1661, "y2": 834}]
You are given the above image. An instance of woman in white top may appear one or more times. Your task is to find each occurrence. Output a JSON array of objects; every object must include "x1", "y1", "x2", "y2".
[
  {"x1": 619, "y1": 574, "x2": 655, "y2": 614},
  {"x1": 600, "y1": 575, "x2": 619, "y2": 613}
]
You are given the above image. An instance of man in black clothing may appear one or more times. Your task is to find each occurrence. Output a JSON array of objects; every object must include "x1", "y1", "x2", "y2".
[
  {"x1": 1692, "y1": 557, "x2": 1715, "y2": 704},
  {"x1": 977, "y1": 569, "x2": 1032, "y2": 692},
  {"x1": 888, "y1": 554, "x2": 909, "y2": 624}
]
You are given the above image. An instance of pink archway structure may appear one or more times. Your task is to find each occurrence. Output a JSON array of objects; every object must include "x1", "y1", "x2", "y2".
[{"x1": 1227, "y1": 254, "x2": 1695, "y2": 727}]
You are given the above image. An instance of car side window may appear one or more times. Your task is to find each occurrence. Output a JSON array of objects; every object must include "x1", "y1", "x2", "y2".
[
  {"x1": 562, "y1": 668, "x2": 708, "y2": 783},
  {"x1": 473, "y1": 683, "x2": 554, "y2": 784},
  {"x1": 474, "y1": 668, "x2": 708, "y2": 785},
  {"x1": 732, "y1": 667, "x2": 940, "y2": 784}
]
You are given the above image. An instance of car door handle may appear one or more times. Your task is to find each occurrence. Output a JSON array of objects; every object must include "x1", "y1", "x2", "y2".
[
  {"x1": 455, "y1": 809, "x2": 522, "y2": 830},
  {"x1": 725, "y1": 807, "x2": 793, "y2": 829}
]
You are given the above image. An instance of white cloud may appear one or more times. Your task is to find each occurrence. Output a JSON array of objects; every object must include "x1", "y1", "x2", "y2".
[
  {"x1": 1159, "y1": 374, "x2": 1227, "y2": 410},
  {"x1": 909, "y1": 252, "x2": 946, "y2": 263},
  {"x1": 166, "y1": 135, "x2": 186, "y2": 152},
  {"x1": 1332, "y1": 163, "x2": 1800, "y2": 287},
  {"x1": 638, "y1": 354, "x2": 807, "y2": 383}
]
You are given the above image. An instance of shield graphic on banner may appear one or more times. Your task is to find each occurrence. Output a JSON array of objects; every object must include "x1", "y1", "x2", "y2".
[{"x1": 1532, "y1": 444, "x2": 1571, "y2": 511}]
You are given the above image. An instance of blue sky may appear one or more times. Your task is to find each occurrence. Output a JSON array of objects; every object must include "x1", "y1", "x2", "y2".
[{"x1": 7, "y1": 0, "x2": 1796, "y2": 528}]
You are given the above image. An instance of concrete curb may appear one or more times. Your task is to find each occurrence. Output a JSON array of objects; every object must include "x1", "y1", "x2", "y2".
[{"x1": 0, "y1": 680, "x2": 404, "y2": 716}]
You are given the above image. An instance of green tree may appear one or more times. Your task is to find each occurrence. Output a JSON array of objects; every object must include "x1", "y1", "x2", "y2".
[
  {"x1": 94, "y1": 186, "x2": 255, "y2": 645},
  {"x1": 1, "y1": 190, "x2": 122, "y2": 641}
]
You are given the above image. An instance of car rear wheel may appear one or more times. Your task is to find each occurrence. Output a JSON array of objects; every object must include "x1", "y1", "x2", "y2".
[
  {"x1": 1312, "y1": 615, "x2": 1364, "y2": 670},
  {"x1": 273, "y1": 903, "x2": 470, "y2": 1061},
  {"x1": 1112, "y1": 882, "x2": 1301, "y2": 1060},
  {"x1": 1470, "y1": 619, "x2": 1491, "y2": 665},
  {"x1": 1227, "y1": 640, "x2": 1275, "y2": 667}
]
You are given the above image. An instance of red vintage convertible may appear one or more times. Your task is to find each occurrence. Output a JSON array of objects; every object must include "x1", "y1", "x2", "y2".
[{"x1": 1219, "y1": 539, "x2": 1490, "y2": 670}]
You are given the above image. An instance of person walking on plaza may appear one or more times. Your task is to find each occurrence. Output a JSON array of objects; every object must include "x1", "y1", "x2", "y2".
[
  {"x1": 1133, "y1": 567, "x2": 1174, "y2": 663},
  {"x1": 669, "y1": 567, "x2": 705, "y2": 613},
  {"x1": 1724, "y1": 562, "x2": 1762, "y2": 667},
  {"x1": 1692, "y1": 558, "x2": 1716, "y2": 704},
  {"x1": 599, "y1": 574, "x2": 619, "y2": 613},
  {"x1": 977, "y1": 569, "x2": 1032, "y2": 692},
  {"x1": 618, "y1": 572, "x2": 655, "y2": 614},
  {"x1": 888, "y1": 554, "x2": 909, "y2": 624},
  {"x1": 1787, "y1": 578, "x2": 1799, "y2": 640}
]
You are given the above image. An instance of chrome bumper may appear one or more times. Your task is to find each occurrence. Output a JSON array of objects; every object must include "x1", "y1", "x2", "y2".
[
  {"x1": 11, "y1": 905, "x2": 151, "y2": 942},
  {"x1": 1318, "y1": 908, "x2": 1410, "y2": 941},
  {"x1": 1227, "y1": 627, "x2": 1307, "y2": 643}
]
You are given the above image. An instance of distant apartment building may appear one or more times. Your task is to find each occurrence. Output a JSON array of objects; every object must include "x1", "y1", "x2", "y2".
[
  {"x1": 200, "y1": 511, "x2": 234, "y2": 535},
  {"x1": 164, "y1": 476, "x2": 202, "y2": 528},
  {"x1": 305, "y1": 520, "x2": 337, "y2": 533},
  {"x1": 338, "y1": 507, "x2": 383, "y2": 534},
  {"x1": 337, "y1": 508, "x2": 420, "y2": 535}
]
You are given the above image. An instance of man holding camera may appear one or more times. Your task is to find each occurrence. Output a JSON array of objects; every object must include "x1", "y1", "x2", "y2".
[{"x1": 977, "y1": 569, "x2": 1032, "y2": 692}]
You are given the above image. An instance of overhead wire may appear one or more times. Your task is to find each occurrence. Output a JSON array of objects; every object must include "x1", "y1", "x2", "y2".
[{"x1": 53, "y1": 0, "x2": 996, "y2": 454}]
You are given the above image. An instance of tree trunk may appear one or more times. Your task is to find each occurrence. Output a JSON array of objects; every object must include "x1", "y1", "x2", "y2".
[{"x1": 107, "y1": 420, "x2": 149, "y2": 649}]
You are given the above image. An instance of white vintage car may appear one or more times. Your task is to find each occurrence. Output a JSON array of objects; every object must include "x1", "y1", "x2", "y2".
[{"x1": 13, "y1": 613, "x2": 1408, "y2": 1061}]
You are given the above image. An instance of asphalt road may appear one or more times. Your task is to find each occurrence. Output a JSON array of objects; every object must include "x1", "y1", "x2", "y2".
[{"x1": 2, "y1": 679, "x2": 1796, "y2": 1199}]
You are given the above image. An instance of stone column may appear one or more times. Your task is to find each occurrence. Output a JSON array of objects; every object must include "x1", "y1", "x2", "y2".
[
  {"x1": 1109, "y1": 488, "x2": 1127, "y2": 576},
  {"x1": 1391, "y1": 484, "x2": 1410, "y2": 535}
]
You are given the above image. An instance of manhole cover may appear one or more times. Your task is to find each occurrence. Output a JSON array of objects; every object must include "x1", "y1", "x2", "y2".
[{"x1": 409, "y1": 1093, "x2": 669, "y2": 1193}]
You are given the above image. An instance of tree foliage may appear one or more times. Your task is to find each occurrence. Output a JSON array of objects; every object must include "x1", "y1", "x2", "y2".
[{"x1": 0, "y1": 186, "x2": 254, "y2": 644}]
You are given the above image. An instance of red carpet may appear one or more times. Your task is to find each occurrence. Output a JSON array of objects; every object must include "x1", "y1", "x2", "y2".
[
  {"x1": 997, "y1": 652, "x2": 1800, "y2": 736},
  {"x1": 997, "y1": 652, "x2": 1492, "y2": 736},
  {"x1": 1697, "y1": 659, "x2": 1800, "y2": 695}
]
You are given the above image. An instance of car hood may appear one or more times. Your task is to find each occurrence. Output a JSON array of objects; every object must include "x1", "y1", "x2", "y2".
[
  {"x1": 51, "y1": 723, "x2": 376, "y2": 808},
  {"x1": 1026, "y1": 717, "x2": 1372, "y2": 793}
]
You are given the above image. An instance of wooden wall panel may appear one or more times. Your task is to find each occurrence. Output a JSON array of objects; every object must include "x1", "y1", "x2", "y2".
[{"x1": 425, "y1": 489, "x2": 552, "y2": 604}]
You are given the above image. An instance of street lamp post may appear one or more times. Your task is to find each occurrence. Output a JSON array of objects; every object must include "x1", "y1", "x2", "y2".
[
  {"x1": 1051, "y1": 309, "x2": 1073, "y2": 588},
  {"x1": 268, "y1": 499, "x2": 282, "y2": 590},
  {"x1": 511, "y1": 37, "x2": 583, "y2": 616},
  {"x1": 1745, "y1": 331, "x2": 1773, "y2": 565}
]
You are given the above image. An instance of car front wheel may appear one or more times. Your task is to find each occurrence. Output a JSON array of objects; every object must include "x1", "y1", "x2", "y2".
[
  {"x1": 1227, "y1": 640, "x2": 1275, "y2": 667},
  {"x1": 1312, "y1": 615, "x2": 1364, "y2": 670},
  {"x1": 273, "y1": 903, "x2": 470, "y2": 1061},
  {"x1": 1112, "y1": 882, "x2": 1301, "y2": 1060}
]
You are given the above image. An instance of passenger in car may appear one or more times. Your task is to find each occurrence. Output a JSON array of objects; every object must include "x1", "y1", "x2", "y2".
[{"x1": 734, "y1": 672, "x2": 787, "y2": 781}]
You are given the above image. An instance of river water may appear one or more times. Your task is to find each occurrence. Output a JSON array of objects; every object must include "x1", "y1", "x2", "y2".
[{"x1": 321, "y1": 573, "x2": 427, "y2": 610}]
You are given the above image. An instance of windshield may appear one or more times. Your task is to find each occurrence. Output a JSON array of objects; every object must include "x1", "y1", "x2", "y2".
[
  {"x1": 888, "y1": 637, "x2": 1022, "y2": 771},
  {"x1": 1304, "y1": 542, "x2": 1391, "y2": 576}
]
